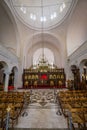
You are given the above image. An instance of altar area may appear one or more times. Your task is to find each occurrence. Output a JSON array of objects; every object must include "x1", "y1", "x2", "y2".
[{"x1": 22, "y1": 58, "x2": 66, "y2": 89}]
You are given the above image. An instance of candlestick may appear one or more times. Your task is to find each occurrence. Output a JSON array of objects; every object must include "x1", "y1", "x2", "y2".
[{"x1": 6, "y1": 106, "x2": 11, "y2": 130}]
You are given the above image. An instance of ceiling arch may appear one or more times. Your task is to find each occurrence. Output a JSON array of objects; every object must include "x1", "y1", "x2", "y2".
[
  {"x1": 24, "y1": 40, "x2": 61, "y2": 68},
  {"x1": 24, "y1": 32, "x2": 62, "y2": 56},
  {"x1": 23, "y1": 32, "x2": 63, "y2": 68}
]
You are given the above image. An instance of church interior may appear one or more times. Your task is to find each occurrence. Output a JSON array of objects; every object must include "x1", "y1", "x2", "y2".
[{"x1": 0, "y1": 0, "x2": 87, "y2": 130}]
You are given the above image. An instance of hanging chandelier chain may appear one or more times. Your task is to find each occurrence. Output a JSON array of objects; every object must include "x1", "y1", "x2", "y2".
[{"x1": 41, "y1": 0, "x2": 44, "y2": 60}]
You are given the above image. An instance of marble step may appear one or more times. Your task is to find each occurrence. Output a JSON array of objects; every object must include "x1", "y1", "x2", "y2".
[
  {"x1": 9, "y1": 129, "x2": 69, "y2": 130},
  {"x1": 9, "y1": 128, "x2": 85, "y2": 130}
]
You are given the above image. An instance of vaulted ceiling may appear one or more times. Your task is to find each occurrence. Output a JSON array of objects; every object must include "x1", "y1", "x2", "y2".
[{"x1": 0, "y1": 0, "x2": 87, "y2": 68}]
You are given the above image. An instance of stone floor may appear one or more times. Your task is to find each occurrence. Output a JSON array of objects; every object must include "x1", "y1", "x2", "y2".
[{"x1": 14, "y1": 89, "x2": 68, "y2": 129}]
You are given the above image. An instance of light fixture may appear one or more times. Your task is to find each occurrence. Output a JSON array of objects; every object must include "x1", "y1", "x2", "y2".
[
  {"x1": 31, "y1": 6, "x2": 46, "y2": 69},
  {"x1": 51, "y1": 12, "x2": 57, "y2": 20},
  {"x1": 54, "y1": 12, "x2": 57, "y2": 18},
  {"x1": 20, "y1": 6, "x2": 26, "y2": 14},
  {"x1": 60, "y1": 2, "x2": 66, "y2": 12},
  {"x1": 43, "y1": 16, "x2": 46, "y2": 22},
  {"x1": 60, "y1": 5, "x2": 63, "y2": 12},
  {"x1": 40, "y1": 16, "x2": 43, "y2": 22},
  {"x1": 40, "y1": 16, "x2": 47, "y2": 22},
  {"x1": 30, "y1": 13, "x2": 36, "y2": 20},
  {"x1": 33, "y1": 15, "x2": 36, "y2": 20},
  {"x1": 51, "y1": 14, "x2": 54, "y2": 20},
  {"x1": 30, "y1": 13, "x2": 33, "y2": 19},
  {"x1": 6, "y1": 105, "x2": 11, "y2": 112},
  {"x1": 63, "y1": 2, "x2": 66, "y2": 8}
]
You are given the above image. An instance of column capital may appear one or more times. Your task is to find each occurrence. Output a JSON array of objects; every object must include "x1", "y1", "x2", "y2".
[{"x1": 4, "y1": 71, "x2": 11, "y2": 75}]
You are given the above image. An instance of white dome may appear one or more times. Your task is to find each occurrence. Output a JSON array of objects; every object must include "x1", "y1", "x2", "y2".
[{"x1": 11, "y1": 0, "x2": 76, "y2": 30}]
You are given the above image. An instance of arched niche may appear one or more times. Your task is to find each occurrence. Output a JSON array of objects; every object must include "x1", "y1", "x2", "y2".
[
  {"x1": 79, "y1": 59, "x2": 87, "y2": 79},
  {"x1": 0, "y1": 61, "x2": 8, "y2": 90},
  {"x1": 9, "y1": 66, "x2": 18, "y2": 89},
  {"x1": 79, "y1": 59, "x2": 87, "y2": 69}
]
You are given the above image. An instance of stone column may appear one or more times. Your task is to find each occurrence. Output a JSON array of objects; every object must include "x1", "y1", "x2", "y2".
[
  {"x1": 14, "y1": 71, "x2": 18, "y2": 90},
  {"x1": 4, "y1": 72, "x2": 10, "y2": 92}
]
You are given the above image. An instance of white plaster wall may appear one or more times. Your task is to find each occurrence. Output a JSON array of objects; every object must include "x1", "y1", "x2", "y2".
[
  {"x1": 67, "y1": 0, "x2": 87, "y2": 56},
  {"x1": 0, "y1": 3, "x2": 17, "y2": 54}
]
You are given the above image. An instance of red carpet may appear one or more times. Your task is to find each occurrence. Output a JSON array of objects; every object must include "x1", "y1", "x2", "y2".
[
  {"x1": 22, "y1": 85, "x2": 66, "y2": 89},
  {"x1": 8, "y1": 86, "x2": 66, "y2": 90}
]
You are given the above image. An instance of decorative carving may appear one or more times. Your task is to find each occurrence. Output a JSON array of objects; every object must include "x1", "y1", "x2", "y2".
[{"x1": 23, "y1": 64, "x2": 66, "y2": 88}]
